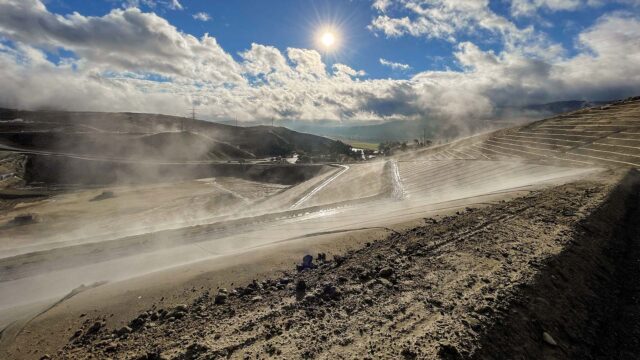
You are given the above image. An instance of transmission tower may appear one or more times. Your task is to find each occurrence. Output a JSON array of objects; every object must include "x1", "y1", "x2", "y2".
[{"x1": 184, "y1": 105, "x2": 197, "y2": 132}]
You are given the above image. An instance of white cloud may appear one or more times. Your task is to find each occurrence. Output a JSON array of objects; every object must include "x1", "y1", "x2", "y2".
[
  {"x1": 373, "y1": 0, "x2": 393, "y2": 12},
  {"x1": 333, "y1": 63, "x2": 366, "y2": 78},
  {"x1": 0, "y1": 1, "x2": 241, "y2": 84},
  {"x1": 0, "y1": 0, "x2": 638, "y2": 132},
  {"x1": 368, "y1": 0, "x2": 538, "y2": 49},
  {"x1": 286, "y1": 48, "x2": 327, "y2": 80},
  {"x1": 510, "y1": 0, "x2": 581, "y2": 17},
  {"x1": 192, "y1": 12, "x2": 211, "y2": 21},
  {"x1": 121, "y1": 0, "x2": 183, "y2": 10},
  {"x1": 168, "y1": 0, "x2": 183, "y2": 10},
  {"x1": 510, "y1": 0, "x2": 640, "y2": 17},
  {"x1": 380, "y1": 58, "x2": 412, "y2": 71}
]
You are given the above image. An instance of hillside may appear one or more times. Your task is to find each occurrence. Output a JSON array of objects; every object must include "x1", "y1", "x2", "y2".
[
  {"x1": 0, "y1": 109, "x2": 348, "y2": 160},
  {"x1": 405, "y1": 96, "x2": 640, "y2": 168},
  {"x1": 272, "y1": 100, "x2": 612, "y2": 144},
  {"x1": 3, "y1": 97, "x2": 640, "y2": 360}
]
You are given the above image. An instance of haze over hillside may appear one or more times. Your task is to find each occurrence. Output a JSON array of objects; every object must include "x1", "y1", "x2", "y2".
[
  {"x1": 228, "y1": 100, "x2": 614, "y2": 144},
  {"x1": 0, "y1": 108, "x2": 350, "y2": 160}
]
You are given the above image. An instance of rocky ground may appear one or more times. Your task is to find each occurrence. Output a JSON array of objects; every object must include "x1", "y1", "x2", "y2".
[{"x1": 46, "y1": 169, "x2": 640, "y2": 360}]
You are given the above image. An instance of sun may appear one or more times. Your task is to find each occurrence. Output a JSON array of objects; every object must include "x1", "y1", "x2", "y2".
[
  {"x1": 316, "y1": 26, "x2": 340, "y2": 52},
  {"x1": 321, "y1": 32, "x2": 335, "y2": 47}
]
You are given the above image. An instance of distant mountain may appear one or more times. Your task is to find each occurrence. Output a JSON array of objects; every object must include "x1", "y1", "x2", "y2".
[{"x1": 0, "y1": 109, "x2": 348, "y2": 161}]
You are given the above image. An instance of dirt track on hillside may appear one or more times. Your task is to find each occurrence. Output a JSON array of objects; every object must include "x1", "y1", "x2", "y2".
[{"x1": 49, "y1": 169, "x2": 640, "y2": 360}]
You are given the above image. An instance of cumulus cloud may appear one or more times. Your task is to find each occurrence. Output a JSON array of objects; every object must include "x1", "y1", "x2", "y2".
[
  {"x1": 510, "y1": 0, "x2": 581, "y2": 17},
  {"x1": 368, "y1": 0, "x2": 540, "y2": 50},
  {"x1": 0, "y1": 0, "x2": 241, "y2": 84},
  {"x1": 0, "y1": 0, "x2": 638, "y2": 134},
  {"x1": 511, "y1": 0, "x2": 640, "y2": 17},
  {"x1": 380, "y1": 58, "x2": 411, "y2": 71},
  {"x1": 192, "y1": 12, "x2": 211, "y2": 21}
]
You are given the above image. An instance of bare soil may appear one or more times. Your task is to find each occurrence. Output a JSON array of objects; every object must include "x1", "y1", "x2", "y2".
[{"x1": 39, "y1": 169, "x2": 640, "y2": 360}]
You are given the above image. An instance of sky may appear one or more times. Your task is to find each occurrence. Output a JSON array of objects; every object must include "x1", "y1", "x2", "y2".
[{"x1": 0, "y1": 0, "x2": 639, "y2": 126}]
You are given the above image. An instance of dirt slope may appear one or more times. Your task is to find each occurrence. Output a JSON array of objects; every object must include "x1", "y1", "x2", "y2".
[
  {"x1": 48, "y1": 169, "x2": 639, "y2": 360},
  {"x1": 404, "y1": 96, "x2": 640, "y2": 169}
]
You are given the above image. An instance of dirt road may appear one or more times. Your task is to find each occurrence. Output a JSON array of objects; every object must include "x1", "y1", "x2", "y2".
[{"x1": 47, "y1": 168, "x2": 640, "y2": 359}]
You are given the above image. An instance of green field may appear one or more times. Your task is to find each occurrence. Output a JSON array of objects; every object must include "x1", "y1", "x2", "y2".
[{"x1": 341, "y1": 140, "x2": 379, "y2": 151}]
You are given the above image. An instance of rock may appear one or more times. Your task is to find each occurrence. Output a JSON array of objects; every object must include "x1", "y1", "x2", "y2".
[
  {"x1": 116, "y1": 326, "x2": 132, "y2": 336},
  {"x1": 438, "y1": 343, "x2": 462, "y2": 360},
  {"x1": 184, "y1": 342, "x2": 209, "y2": 357},
  {"x1": 86, "y1": 321, "x2": 103, "y2": 335},
  {"x1": 214, "y1": 292, "x2": 228, "y2": 305},
  {"x1": 130, "y1": 316, "x2": 146, "y2": 330},
  {"x1": 320, "y1": 283, "x2": 340, "y2": 300},
  {"x1": 174, "y1": 304, "x2": 188, "y2": 311},
  {"x1": 296, "y1": 254, "x2": 316, "y2": 271},
  {"x1": 463, "y1": 318, "x2": 482, "y2": 332},
  {"x1": 296, "y1": 280, "x2": 307, "y2": 294},
  {"x1": 543, "y1": 331, "x2": 557, "y2": 346},
  {"x1": 400, "y1": 347, "x2": 417, "y2": 359},
  {"x1": 378, "y1": 267, "x2": 394, "y2": 278},
  {"x1": 105, "y1": 342, "x2": 119, "y2": 352},
  {"x1": 40, "y1": 355, "x2": 51, "y2": 360},
  {"x1": 251, "y1": 296, "x2": 263, "y2": 302},
  {"x1": 378, "y1": 278, "x2": 393, "y2": 288},
  {"x1": 135, "y1": 350, "x2": 165, "y2": 360}
]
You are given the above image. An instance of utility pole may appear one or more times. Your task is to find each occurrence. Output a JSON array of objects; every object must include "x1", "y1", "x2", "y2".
[
  {"x1": 271, "y1": 117, "x2": 274, "y2": 127},
  {"x1": 235, "y1": 116, "x2": 238, "y2": 127},
  {"x1": 423, "y1": 127, "x2": 426, "y2": 146},
  {"x1": 184, "y1": 105, "x2": 196, "y2": 132}
]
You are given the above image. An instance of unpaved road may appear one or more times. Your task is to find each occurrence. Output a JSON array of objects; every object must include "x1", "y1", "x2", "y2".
[
  {"x1": 0, "y1": 161, "x2": 595, "y2": 316},
  {"x1": 48, "y1": 168, "x2": 640, "y2": 360},
  {"x1": 0, "y1": 158, "x2": 605, "y2": 360}
]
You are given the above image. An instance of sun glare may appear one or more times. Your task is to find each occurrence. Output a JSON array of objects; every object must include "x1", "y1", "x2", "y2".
[
  {"x1": 321, "y1": 32, "x2": 335, "y2": 47},
  {"x1": 316, "y1": 26, "x2": 340, "y2": 52}
]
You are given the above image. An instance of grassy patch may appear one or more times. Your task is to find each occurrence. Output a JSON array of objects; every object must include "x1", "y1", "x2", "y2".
[{"x1": 342, "y1": 140, "x2": 379, "y2": 151}]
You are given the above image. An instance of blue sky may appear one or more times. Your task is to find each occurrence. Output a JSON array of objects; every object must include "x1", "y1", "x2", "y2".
[
  {"x1": 42, "y1": 0, "x2": 635, "y2": 78},
  {"x1": 0, "y1": 0, "x2": 639, "y2": 124}
]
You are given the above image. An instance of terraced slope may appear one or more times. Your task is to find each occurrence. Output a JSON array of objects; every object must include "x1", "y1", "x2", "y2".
[{"x1": 408, "y1": 97, "x2": 640, "y2": 168}]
